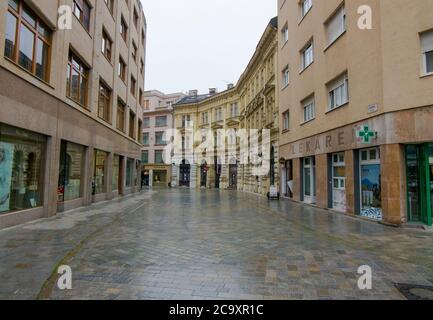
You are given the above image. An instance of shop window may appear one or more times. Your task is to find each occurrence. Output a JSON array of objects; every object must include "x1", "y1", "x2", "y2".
[
  {"x1": 112, "y1": 155, "x2": 120, "y2": 191},
  {"x1": 0, "y1": 124, "x2": 46, "y2": 214},
  {"x1": 58, "y1": 141, "x2": 84, "y2": 202},
  {"x1": 126, "y1": 158, "x2": 134, "y2": 187},
  {"x1": 359, "y1": 147, "x2": 382, "y2": 220},
  {"x1": 93, "y1": 150, "x2": 107, "y2": 195}
]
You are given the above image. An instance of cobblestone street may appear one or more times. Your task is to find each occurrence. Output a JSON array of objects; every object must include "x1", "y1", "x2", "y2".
[{"x1": 0, "y1": 189, "x2": 432, "y2": 300}]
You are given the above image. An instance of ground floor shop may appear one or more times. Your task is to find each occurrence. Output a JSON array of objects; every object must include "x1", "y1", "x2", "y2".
[
  {"x1": 171, "y1": 142, "x2": 279, "y2": 196},
  {"x1": 0, "y1": 70, "x2": 142, "y2": 230},
  {"x1": 142, "y1": 164, "x2": 172, "y2": 188},
  {"x1": 279, "y1": 106, "x2": 433, "y2": 227}
]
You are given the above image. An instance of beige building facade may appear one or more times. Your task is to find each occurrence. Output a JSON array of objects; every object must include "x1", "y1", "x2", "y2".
[
  {"x1": 278, "y1": 0, "x2": 433, "y2": 226},
  {"x1": 141, "y1": 90, "x2": 185, "y2": 188},
  {"x1": 0, "y1": 0, "x2": 146, "y2": 229},
  {"x1": 172, "y1": 18, "x2": 279, "y2": 196}
]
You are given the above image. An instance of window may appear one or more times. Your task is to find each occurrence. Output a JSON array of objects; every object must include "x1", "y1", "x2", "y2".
[
  {"x1": 182, "y1": 115, "x2": 191, "y2": 127},
  {"x1": 155, "y1": 150, "x2": 164, "y2": 164},
  {"x1": 142, "y1": 132, "x2": 149, "y2": 145},
  {"x1": 129, "y1": 111, "x2": 136, "y2": 139},
  {"x1": 0, "y1": 123, "x2": 46, "y2": 214},
  {"x1": 137, "y1": 120, "x2": 142, "y2": 142},
  {"x1": 326, "y1": 5, "x2": 346, "y2": 45},
  {"x1": 4, "y1": 0, "x2": 51, "y2": 81},
  {"x1": 328, "y1": 73, "x2": 349, "y2": 110},
  {"x1": 215, "y1": 108, "x2": 223, "y2": 121},
  {"x1": 301, "y1": 41, "x2": 314, "y2": 70},
  {"x1": 126, "y1": 158, "x2": 134, "y2": 187},
  {"x1": 143, "y1": 100, "x2": 150, "y2": 110},
  {"x1": 301, "y1": 0, "x2": 312, "y2": 18},
  {"x1": 139, "y1": 89, "x2": 143, "y2": 106},
  {"x1": 202, "y1": 112, "x2": 208, "y2": 124},
  {"x1": 283, "y1": 111, "x2": 290, "y2": 131},
  {"x1": 302, "y1": 97, "x2": 315, "y2": 123},
  {"x1": 359, "y1": 147, "x2": 382, "y2": 220},
  {"x1": 155, "y1": 132, "x2": 166, "y2": 145},
  {"x1": 141, "y1": 151, "x2": 148, "y2": 164},
  {"x1": 421, "y1": 30, "x2": 433, "y2": 75},
  {"x1": 116, "y1": 99, "x2": 125, "y2": 132},
  {"x1": 58, "y1": 141, "x2": 85, "y2": 202},
  {"x1": 281, "y1": 24, "x2": 289, "y2": 44},
  {"x1": 230, "y1": 103, "x2": 239, "y2": 117},
  {"x1": 120, "y1": 16, "x2": 128, "y2": 42},
  {"x1": 143, "y1": 117, "x2": 150, "y2": 128},
  {"x1": 73, "y1": 0, "x2": 91, "y2": 31},
  {"x1": 133, "y1": 8, "x2": 139, "y2": 29},
  {"x1": 101, "y1": 29, "x2": 112, "y2": 61},
  {"x1": 140, "y1": 59, "x2": 144, "y2": 75},
  {"x1": 67, "y1": 51, "x2": 89, "y2": 107},
  {"x1": 130, "y1": 76, "x2": 136, "y2": 97},
  {"x1": 118, "y1": 56, "x2": 126, "y2": 81},
  {"x1": 104, "y1": 0, "x2": 113, "y2": 13},
  {"x1": 98, "y1": 81, "x2": 111, "y2": 122},
  {"x1": 93, "y1": 150, "x2": 107, "y2": 195},
  {"x1": 282, "y1": 66, "x2": 290, "y2": 87},
  {"x1": 132, "y1": 41, "x2": 138, "y2": 62},
  {"x1": 156, "y1": 116, "x2": 167, "y2": 127}
]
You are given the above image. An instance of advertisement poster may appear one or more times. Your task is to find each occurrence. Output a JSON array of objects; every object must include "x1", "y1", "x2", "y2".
[
  {"x1": 0, "y1": 142, "x2": 14, "y2": 213},
  {"x1": 360, "y1": 164, "x2": 382, "y2": 220}
]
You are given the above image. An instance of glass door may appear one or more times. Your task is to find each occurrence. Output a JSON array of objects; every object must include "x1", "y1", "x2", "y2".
[
  {"x1": 429, "y1": 144, "x2": 433, "y2": 226},
  {"x1": 303, "y1": 157, "x2": 316, "y2": 204},
  {"x1": 332, "y1": 153, "x2": 346, "y2": 212},
  {"x1": 405, "y1": 144, "x2": 432, "y2": 226}
]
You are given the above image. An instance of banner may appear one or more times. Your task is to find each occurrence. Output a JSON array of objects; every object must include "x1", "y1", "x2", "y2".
[{"x1": 0, "y1": 142, "x2": 14, "y2": 213}]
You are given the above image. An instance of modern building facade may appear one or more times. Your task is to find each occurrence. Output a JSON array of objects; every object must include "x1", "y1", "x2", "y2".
[
  {"x1": 0, "y1": 0, "x2": 146, "y2": 229},
  {"x1": 172, "y1": 18, "x2": 280, "y2": 195},
  {"x1": 278, "y1": 0, "x2": 433, "y2": 227},
  {"x1": 141, "y1": 90, "x2": 185, "y2": 187}
]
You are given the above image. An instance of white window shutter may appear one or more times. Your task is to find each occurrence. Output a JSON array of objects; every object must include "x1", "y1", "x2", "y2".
[{"x1": 421, "y1": 30, "x2": 433, "y2": 53}]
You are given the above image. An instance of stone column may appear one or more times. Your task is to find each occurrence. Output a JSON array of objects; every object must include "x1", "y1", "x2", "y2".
[
  {"x1": 84, "y1": 147, "x2": 94, "y2": 206},
  {"x1": 381, "y1": 144, "x2": 405, "y2": 225},
  {"x1": 45, "y1": 136, "x2": 61, "y2": 217},
  {"x1": 345, "y1": 150, "x2": 355, "y2": 215},
  {"x1": 292, "y1": 158, "x2": 302, "y2": 201},
  {"x1": 106, "y1": 152, "x2": 114, "y2": 200},
  {"x1": 316, "y1": 154, "x2": 328, "y2": 209}
]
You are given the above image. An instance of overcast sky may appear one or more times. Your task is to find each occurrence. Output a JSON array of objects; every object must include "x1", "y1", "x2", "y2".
[{"x1": 140, "y1": 0, "x2": 277, "y2": 95}]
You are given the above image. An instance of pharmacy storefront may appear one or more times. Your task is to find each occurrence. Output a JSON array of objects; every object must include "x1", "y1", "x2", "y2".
[
  {"x1": 405, "y1": 143, "x2": 433, "y2": 226},
  {"x1": 279, "y1": 106, "x2": 433, "y2": 226}
]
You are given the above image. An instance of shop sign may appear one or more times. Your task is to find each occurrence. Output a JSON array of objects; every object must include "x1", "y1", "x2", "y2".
[{"x1": 356, "y1": 125, "x2": 378, "y2": 144}]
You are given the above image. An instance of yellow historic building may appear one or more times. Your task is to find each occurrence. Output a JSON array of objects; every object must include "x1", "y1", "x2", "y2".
[{"x1": 172, "y1": 17, "x2": 278, "y2": 196}]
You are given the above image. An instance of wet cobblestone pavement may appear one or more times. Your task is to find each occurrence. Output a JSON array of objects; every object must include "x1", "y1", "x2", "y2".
[{"x1": 0, "y1": 189, "x2": 432, "y2": 300}]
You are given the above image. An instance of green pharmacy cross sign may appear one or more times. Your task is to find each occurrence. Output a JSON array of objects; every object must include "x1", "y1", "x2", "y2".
[{"x1": 356, "y1": 125, "x2": 378, "y2": 144}]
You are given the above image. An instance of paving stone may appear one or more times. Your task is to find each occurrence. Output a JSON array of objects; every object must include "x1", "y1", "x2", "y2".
[{"x1": 0, "y1": 189, "x2": 432, "y2": 300}]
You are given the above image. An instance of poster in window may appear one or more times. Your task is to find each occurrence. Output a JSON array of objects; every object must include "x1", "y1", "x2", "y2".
[
  {"x1": 360, "y1": 164, "x2": 382, "y2": 220},
  {"x1": 0, "y1": 142, "x2": 14, "y2": 212}
]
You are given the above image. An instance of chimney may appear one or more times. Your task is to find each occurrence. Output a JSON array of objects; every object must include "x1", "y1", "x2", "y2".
[
  {"x1": 209, "y1": 88, "x2": 217, "y2": 95},
  {"x1": 188, "y1": 90, "x2": 198, "y2": 97},
  {"x1": 227, "y1": 83, "x2": 234, "y2": 90}
]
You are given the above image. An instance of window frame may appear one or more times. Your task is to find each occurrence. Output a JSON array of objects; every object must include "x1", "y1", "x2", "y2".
[{"x1": 4, "y1": 0, "x2": 52, "y2": 82}]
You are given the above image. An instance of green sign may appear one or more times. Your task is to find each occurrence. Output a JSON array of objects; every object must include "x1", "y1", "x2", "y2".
[{"x1": 357, "y1": 126, "x2": 377, "y2": 144}]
